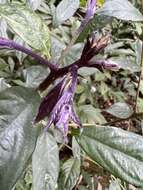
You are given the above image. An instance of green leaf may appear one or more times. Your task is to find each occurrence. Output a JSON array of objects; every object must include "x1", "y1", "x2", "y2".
[
  {"x1": 97, "y1": 0, "x2": 104, "y2": 7},
  {"x1": 0, "y1": 18, "x2": 8, "y2": 38},
  {"x1": 0, "y1": 58, "x2": 9, "y2": 70},
  {"x1": 109, "y1": 179, "x2": 122, "y2": 190},
  {"x1": 77, "y1": 15, "x2": 112, "y2": 42},
  {"x1": 27, "y1": 0, "x2": 42, "y2": 10},
  {"x1": 58, "y1": 157, "x2": 80, "y2": 190},
  {"x1": 79, "y1": 105, "x2": 106, "y2": 124},
  {"x1": 0, "y1": 78, "x2": 10, "y2": 92},
  {"x1": 137, "y1": 98, "x2": 143, "y2": 112},
  {"x1": 72, "y1": 137, "x2": 81, "y2": 159},
  {"x1": 55, "y1": 0, "x2": 79, "y2": 26},
  {"x1": 14, "y1": 36, "x2": 28, "y2": 62},
  {"x1": 63, "y1": 43, "x2": 84, "y2": 66},
  {"x1": 134, "y1": 39, "x2": 142, "y2": 66},
  {"x1": 139, "y1": 80, "x2": 143, "y2": 96},
  {"x1": 78, "y1": 185, "x2": 88, "y2": 190},
  {"x1": 78, "y1": 67, "x2": 98, "y2": 76},
  {"x1": 0, "y1": 3, "x2": 50, "y2": 56},
  {"x1": 97, "y1": 0, "x2": 143, "y2": 21},
  {"x1": 51, "y1": 35, "x2": 66, "y2": 62},
  {"x1": 76, "y1": 126, "x2": 143, "y2": 187},
  {"x1": 23, "y1": 65, "x2": 49, "y2": 88},
  {"x1": 105, "y1": 102, "x2": 133, "y2": 119},
  {"x1": 106, "y1": 57, "x2": 140, "y2": 73},
  {"x1": 0, "y1": 86, "x2": 40, "y2": 190},
  {"x1": 32, "y1": 132, "x2": 59, "y2": 190}
]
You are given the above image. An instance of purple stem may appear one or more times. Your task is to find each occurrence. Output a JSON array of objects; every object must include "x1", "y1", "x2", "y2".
[
  {"x1": 85, "y1": 0, "x2": 96, "y2": 20},
  {"x1": 0, "y1": 38, "x2": 119, "y2": 91},
  {"x1": 78, "y1": 0, "x2": 96, "y2": 33},
  {"x1": 0, "y1": 38, "x2": 58, "y2": 71},
  {"x1": 58, "y1": 0, "x2": 96, "y2": 63},
  {"x1": 38, "y1": 59, "x2": 119, "y2": 91},
  {"x1": 87, "y1": 60, "x2": 120, "y2": 71}
]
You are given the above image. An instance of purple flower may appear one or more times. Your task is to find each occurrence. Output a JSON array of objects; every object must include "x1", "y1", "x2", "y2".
[
  {"x1": 87, "y1": 59, "x2": 120, "y2": 71},
  {"x1": 80, "y1": 33, "x2": 110, "y2": 65},
  {"x1": 35, "y1": 65, "x2": 81, "y2": 142},
  {"x1": 85, "y1": 0, "x2": 96, "y2": 20},
  {"x1": 34, "y1": 76, "x2": 67, "y2": 123},
  {"x1": 45, "y1": 66, "x2": 81, "y2": 142}
]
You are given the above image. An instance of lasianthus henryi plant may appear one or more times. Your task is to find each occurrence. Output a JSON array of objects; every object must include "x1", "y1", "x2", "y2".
[
  {"x1": 1, "y1": 0, "x2": 143, "y2": 190},
  {"x1": 0, "y1": 0, "x2": 119, "y2": 142},
  {"x1": 0, "y1": 33, "x2": 119, "y2": 142}
]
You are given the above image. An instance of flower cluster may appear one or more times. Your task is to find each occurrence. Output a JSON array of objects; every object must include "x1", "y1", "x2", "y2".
[
  {"x1": 0, "y1": 33, "x2": 120, "y2": 142},
  {"x1": 0, "y1": 0, "x2": 120, "y2": 142},
  {"x1": 46, "y1": 66, "x2": 81, "y2": 142},
  {"x1": 35, "y1": 66, "x2": 81, "y2": 142},
  {"x1": 34, "y1": 33, "x2": 119, "y2": 142}
]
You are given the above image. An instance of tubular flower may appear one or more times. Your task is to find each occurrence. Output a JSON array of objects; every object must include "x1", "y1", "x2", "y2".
[
  {"x1": 35, "y1": 65, "x2": 81, "y2": 142},
  {"x1": 0, "y1": 35, "x2": 119, "y2": 143},
  {"x1": 85, "y1": 0, "x2": 96, "y2": 20},
  {"x1": 46, "y1": 65, "x2": 81, "y2": 142},
  {"x1": 34, "y1": 76, "x2": 68, "y2": 123},
  {"x1": 80, "y1": 33, "x2": 110, "y2": 65}
]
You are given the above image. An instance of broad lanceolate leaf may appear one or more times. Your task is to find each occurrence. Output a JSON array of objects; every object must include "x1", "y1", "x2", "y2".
[
  {"x1": 23, "y1": 65, "x2": 49, "y2": 88},
  {"x1": 32, "y1": 132, "x2": 59, "y2": 190},
  {"x1": 27, "y1": 0, "x2": 42, "y2": 10},
  {"x1": 0, "y1": 3, "x2": 50, "y2": 56},
  {"x1": 63, "y1": 43, "x2": 84, "y2": 66},
  {"x1": 109, "y1": 179, "x2": 122, "y2": 190},
  {"x1": 97, "y1": 0, "x2": 143, "y2": 21},
  {"x1": 0, "y1": 0, "x2": 8, "y2": 4},
  {"x1": 0, "y1": 86, "x2": 40, "y2": 190},
  {"x1": 97, "y1": 0, "x2": 104, "y2": 7},
  {"x1": 77, "y1": 15, "x2": 112, "y2": 42},
  {"x1": 55, "y1": 0, "x2": 79, "y2": 26},
  {"x1": 76, "y1": 126, "x2": 143, "y2": 187},
  {"x1": 79, "y1": 105, "x2": 106, "y2": 124},
  {"x1": 78, "y1": 67, "x2": 98, "y2": 76},
  {"x1": 105, "y1": 102, "x2": 133, "y2": 119},
  {"x1": 0, "y1": 18, "x2": 8, "y2": 38},
  {"x1": 14, "y1": 36, "x2": 28, "y2": 62},
  {"x1": 58, "y1": 157, "x2": 80, "y2": 190},
  {"x1": 51, "y1": 35, "x2": 66, "y2": 62},
  {"x1": 0, "y1": 77, "x2": 10, "y2": 92},
  {"x1": 72, "y1": 137, "x2": 81, "y2": 159}
]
